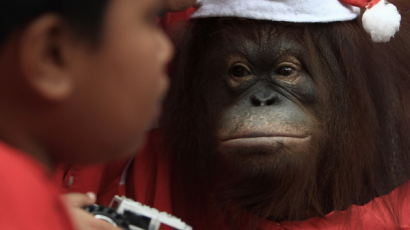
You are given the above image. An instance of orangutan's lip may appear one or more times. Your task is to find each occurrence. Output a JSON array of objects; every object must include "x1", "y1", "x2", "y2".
[
  {"x1": 221, "y1": 133, "x2": 310, "y2": 142},
  {"x1": 219, "y1": 135, "x2": 312, "y2": 150}
]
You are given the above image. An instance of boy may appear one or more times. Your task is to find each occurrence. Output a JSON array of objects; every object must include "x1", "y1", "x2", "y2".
[{"x1": 0, "y1": 0, "x2": 172, "y2": 229}]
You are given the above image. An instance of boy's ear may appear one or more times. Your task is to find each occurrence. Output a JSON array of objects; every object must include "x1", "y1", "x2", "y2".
[{"x1": 19, "y1": 14, "x2": 76, "y2": 101}]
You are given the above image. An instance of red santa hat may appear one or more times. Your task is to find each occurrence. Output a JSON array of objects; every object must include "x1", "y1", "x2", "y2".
[{"x1": 193, "y1": 0, "x2": 401, "y2": 42}]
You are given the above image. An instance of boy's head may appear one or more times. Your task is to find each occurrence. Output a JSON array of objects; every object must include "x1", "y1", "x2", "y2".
[{"x1": 0, "y1": 0, "x2": 172, "y2": 165}]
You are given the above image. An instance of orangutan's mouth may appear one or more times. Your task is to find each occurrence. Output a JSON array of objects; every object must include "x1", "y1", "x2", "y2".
[
  {"x1": 220, "y1": 133, "x2": 311, "y2": 150},
  {"x1": 221, "y1": 132, "x2": 310, "y2": 142}
]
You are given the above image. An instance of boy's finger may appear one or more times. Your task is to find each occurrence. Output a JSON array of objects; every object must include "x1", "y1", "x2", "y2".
[
  {"x1": 62, "y1": 192, "x2": 97, "y2": 208},
  {"x1": 91, "y1": 218, "x2": 124, "y2": 230}
]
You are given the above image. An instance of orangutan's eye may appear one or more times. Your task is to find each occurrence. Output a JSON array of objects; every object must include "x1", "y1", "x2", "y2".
[
  {"x1": 227, "y1": 63, "x2": 255, "y2": 88},
  {"x1": 229, "y1": 63, "x2": 252, "y2": 78},
  {"x1": 277, "y1": 66, "x2": 296, "y2": 76},
  {"x1": 275, "y1": 62, "x2": 301, "y2": 84}
]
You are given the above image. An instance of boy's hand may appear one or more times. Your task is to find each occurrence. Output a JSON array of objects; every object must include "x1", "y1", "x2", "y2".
[
  {"x1": 62, "y1": 193, "x2": 122, "y2": 230},
  {"x1": 164, "y1": 0, "x2": 198, "y2": 11}
]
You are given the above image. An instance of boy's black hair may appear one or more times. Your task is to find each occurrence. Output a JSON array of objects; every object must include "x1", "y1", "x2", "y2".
[{"x1": 0, "y1": 0, "x2": 109, "y2": 45}]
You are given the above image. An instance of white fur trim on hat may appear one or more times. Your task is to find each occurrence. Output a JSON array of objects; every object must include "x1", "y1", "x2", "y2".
[
  {"x1": 362, "y1": 0, "x2": 401, "y2": 42},
  {"x1": 193, "y1": 0, "x2": 361, "y2": 23}
]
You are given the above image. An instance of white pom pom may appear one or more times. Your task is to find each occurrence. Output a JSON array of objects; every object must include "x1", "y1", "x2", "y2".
[{"x1": 362, "y1": 0, "x2": 401, "y2": 42}]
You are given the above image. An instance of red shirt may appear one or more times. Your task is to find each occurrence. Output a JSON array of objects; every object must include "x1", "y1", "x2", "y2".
[
  {"x1": 57, "y1": 131, "x2": 410, "y2": 230},
  {"x1": 0, "y1": 143, "x2": 75, "y2": 230}
]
